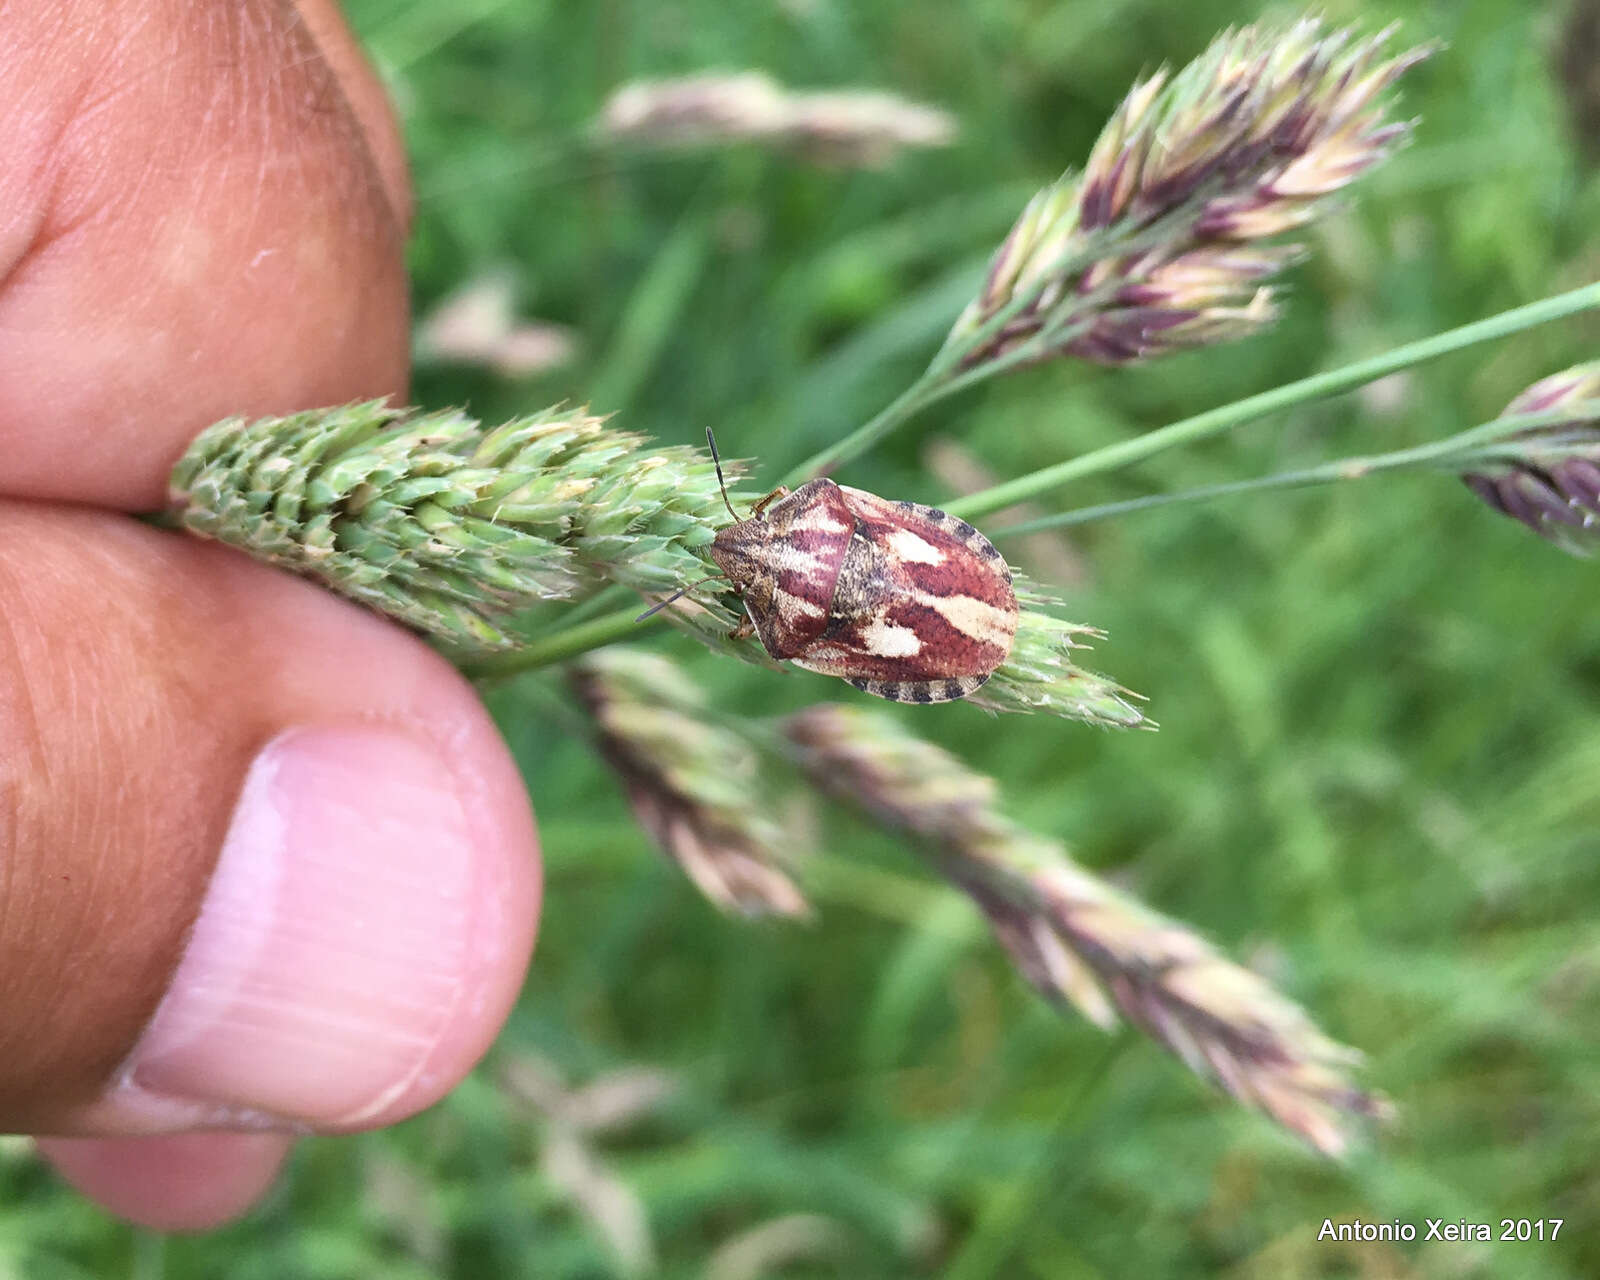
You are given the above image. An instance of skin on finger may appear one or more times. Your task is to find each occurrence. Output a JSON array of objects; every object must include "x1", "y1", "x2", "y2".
[
  {"x1": 36, "y1": 1133, "x2": 294, "y2": 1233},
  {"x1": 0, "y1": 503, "x2": 541, "y2": 1135},
  {"x1": 0, "y1": 0, "x2": 491, "y2": 1227},
  {"x1": 291, "y1": 0, "x2": 414, "y2": 229},
  {"x1": 0, "y1": 0, "x2": 410, "y2": 509}
]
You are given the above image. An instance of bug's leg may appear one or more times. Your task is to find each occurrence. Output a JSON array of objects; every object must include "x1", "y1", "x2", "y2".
[
  {"x1": 728, "y1": 616, "x2": 756, "y2": 641},
  {"x1": 751, "y1": 485, "x2": 792, "y2": 517}
]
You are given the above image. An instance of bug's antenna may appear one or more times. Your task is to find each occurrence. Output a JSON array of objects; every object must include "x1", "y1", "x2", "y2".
[
  {"x1": 706, "y1": 427, "x2": 739, "y2": 522},
  {"x1": 635, "y1": 575, "x2": 721, "y2": 623}
]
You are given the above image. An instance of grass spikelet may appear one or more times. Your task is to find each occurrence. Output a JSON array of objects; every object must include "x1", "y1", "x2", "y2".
[
  {"x1": 774, "y1": 89, "x2": 956, "y2": 168},
  {"x1": 784, "y1": 703, "x2": 1390, "y2": 1156},
  {"x1": 169, "y1": 402, "x2": 743, "y2": 653},
  {"x1": 945, "y1": 19, "x2": 1431, "y2": 368},
  {"x1": 414, "y1": 273, "x2": 576, "y2": 378},
  {"x1": 599, "y1": 72, "x2": 791, "y2": 147},
  {"x1": 598, "y1": 71, "x2": 955, "y2": 167},
  {"x1": 1461, "y1": 362, "x2": 1600, "y2": 553},
  {"x1": 974, "y1": 576, "x2": 1148, "y2": 726},
  {"x1": 571, "y1": 650, "x2": 809, "y2": 919}
]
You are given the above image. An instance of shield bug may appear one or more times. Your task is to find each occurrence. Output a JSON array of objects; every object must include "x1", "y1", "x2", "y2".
[{"x1": 701, "y1": 431, "x2": 1018, "y2": 703}]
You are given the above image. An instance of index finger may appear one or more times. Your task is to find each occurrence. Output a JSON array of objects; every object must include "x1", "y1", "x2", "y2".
[{"x1": 0, "y1": 0, "x2": 411, "y2": 510}]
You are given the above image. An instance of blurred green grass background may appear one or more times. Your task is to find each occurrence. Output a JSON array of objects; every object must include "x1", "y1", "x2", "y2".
[{"x1": 13, "y1": 0, "x2": 1600, "y2": 1275}]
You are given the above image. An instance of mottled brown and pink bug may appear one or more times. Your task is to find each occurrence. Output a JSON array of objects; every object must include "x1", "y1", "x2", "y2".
[{"x1": 702, "y1": 432, "x2": 1018, "y2": 703}]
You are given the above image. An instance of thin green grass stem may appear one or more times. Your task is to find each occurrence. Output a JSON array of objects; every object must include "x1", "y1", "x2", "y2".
[
  {"x1": 942, "y1": 1035, "x2": 1130, "y2": 1280},
  {"x1": 947, "y1": 281, "x2": 1600, "y2": 521},
  {"x1": 995, "y1": 406, "x2": 1599, "y2": 535},
  {"x1": 464, "y1": 610, "x2": 661, "y2": 680},
  {"x1": 778, "y1": 377, "x2": 940, "y2": 488}
]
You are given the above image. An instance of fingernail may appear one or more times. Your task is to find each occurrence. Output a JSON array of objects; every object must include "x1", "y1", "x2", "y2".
[{"x1": 107, "y1": 726, "x2": 488, "y2": 1131}]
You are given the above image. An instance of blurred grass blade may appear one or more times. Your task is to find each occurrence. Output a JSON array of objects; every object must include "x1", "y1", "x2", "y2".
[{"x1": 589, "y1": 213, "x2": 713, "y2": 412}]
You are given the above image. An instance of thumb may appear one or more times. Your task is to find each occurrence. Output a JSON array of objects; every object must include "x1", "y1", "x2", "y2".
[{"x1": 0, "y1": 504, "x2": 541, "y2": 1139}]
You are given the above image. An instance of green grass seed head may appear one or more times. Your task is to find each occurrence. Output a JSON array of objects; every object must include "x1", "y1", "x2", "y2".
[{"x1": 169, "y1": 402, "x2": 744, "y2": 653}]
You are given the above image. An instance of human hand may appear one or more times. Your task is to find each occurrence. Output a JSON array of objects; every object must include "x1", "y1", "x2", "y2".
[{"x1": 0, "y1": 0, "x2": 540, "y2": 1229}]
